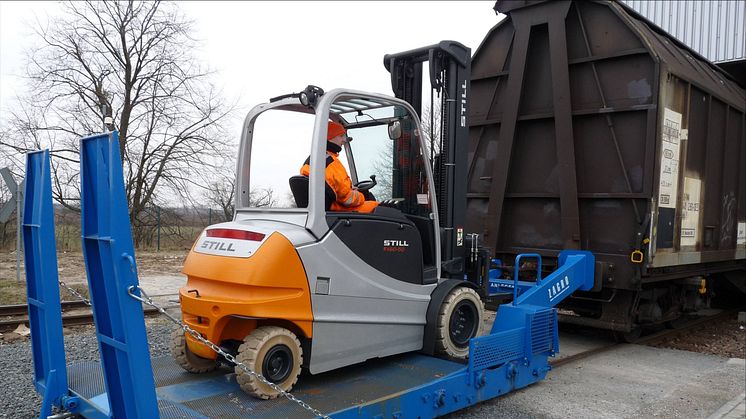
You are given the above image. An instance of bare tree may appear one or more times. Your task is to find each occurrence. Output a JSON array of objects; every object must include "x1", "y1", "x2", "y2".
[
  {"x1": 420, "y1": 102, "x2": 443, "y2": 160},
  {"x1": 369, "y1": 103, "x2": 442, "y2": 200},
  {"x1": 0, "y1": 183, "x2": 11, "y2": 250},
  {"x1": 202, "y1": 167, "x2": 278, "y2": 224},
  {"x1": 204, "y1": 173, "x2": 236, "y2": 222},
  {"x1": 248, "y1": 187, "x2": 278, "y2": 208},
  {"x1": 0, "y1": 134, "x2": 16, "y2": 250},
  {"x1": 0, "y1": 0, "x2": 234, "y2": 245}
]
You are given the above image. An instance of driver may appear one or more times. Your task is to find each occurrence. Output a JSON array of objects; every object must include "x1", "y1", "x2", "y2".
[{"x1": 300, "y1": 121, "x2": 378, "y2": 213}]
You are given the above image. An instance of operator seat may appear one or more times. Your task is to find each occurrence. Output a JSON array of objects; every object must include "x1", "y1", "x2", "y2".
[{"x1": 289, "y1": 175, "x2": 335, "y2": 210}]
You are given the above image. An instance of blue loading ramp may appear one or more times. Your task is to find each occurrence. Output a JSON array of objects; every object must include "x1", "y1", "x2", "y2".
[
  {"x1": 67, "y1": 353, "x2": 464, "y2": 418},
  {"x1": 24, "y1": 131, "x2": 595, "y2": 418}
]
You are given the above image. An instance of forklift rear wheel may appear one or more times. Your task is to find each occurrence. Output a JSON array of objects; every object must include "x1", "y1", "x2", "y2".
[
  {"x1": 435, "y1": 287, "x2": 485, "y2": 359},
  {"x1": 235, "y1": 326, "x2": 303, "y2": 399},
  {"x1": 170, "y1": 328, "x2": 219, "y2": 373}
]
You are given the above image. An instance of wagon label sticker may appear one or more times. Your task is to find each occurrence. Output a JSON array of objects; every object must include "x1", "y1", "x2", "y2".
[
  {"x1": 658, "y1": 108, "x2": 682, "y2": 209},
  {"x1": 680, "y1": 177, "x2": 701, "y2": 246},
  {"x1": 738, "y1": 222, "x2": 746, "y2": 245}
]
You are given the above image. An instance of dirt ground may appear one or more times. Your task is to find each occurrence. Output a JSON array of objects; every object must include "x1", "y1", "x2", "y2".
[
  {"x1": 647, "y1": 311, "x2": 746, "y2": 359},
  {"x1": 0, "y1": 250, "x2": 188, "y2": 304}
]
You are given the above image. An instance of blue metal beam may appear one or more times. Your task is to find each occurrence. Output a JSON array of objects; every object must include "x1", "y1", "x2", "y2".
[
  {"x1": 22, "y1": 150, "x2": 69, "y2": 418},
  {"x1": 77, "y1": 132, "x2": 159, "y2": 418}
]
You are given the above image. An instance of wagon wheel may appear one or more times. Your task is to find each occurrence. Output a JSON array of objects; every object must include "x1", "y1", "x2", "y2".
[
  {"x1": 170, "y1": 328, "x2": 219, "y2": 373},
  {"x1": 235, "y1": 326, "x2": 303, "y2": 399},
  {"x1": 435, "y1": 287, "x2": 485, "y2": 359},
  {"x1": 614, "y1": 326, "x2": 642, "y2": 343}
]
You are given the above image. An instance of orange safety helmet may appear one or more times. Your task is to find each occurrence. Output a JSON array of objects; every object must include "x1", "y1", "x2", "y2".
[{"x1": 327, "y1": 121, "x2": 346, "y2": 140}]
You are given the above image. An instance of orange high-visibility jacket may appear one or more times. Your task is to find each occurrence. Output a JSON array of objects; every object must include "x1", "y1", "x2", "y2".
[{"x1": 300, "y1": 151, "x2": 378, "y2": 213}]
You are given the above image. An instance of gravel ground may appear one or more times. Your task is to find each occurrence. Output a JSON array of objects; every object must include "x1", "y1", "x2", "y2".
[
  {"x1": 2, "y1": 310, "x2": 743, "y2": 417},
  {"x1": 647, "y1": 311, "x2": 746, "y2": 359},
  {"x1": 452, "y1": 344, "x2": 745, "y2": 419},
  {"x1": 0, "y1": 317, "x2": 176, "y2": 419}
]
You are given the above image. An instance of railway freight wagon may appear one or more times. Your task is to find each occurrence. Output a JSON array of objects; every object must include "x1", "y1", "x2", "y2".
[{"x1": 467, "y1": 0, "x2": 745, "y2": 338}]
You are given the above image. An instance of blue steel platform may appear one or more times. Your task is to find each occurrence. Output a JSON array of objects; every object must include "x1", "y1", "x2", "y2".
[
  {"x1": 68, "y1": 353, "x2": 463, "y2": 418},
  {"x1": 24, "y1": 131, "x2": 596, "y2": 418}
]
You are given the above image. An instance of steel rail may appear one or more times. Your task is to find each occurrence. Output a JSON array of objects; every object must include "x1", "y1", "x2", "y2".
[
  {"x1": 0, "y1": 305, "x2": 177, "y2": 333},
  {"x1": 0, "y1": 293, "x2": 179, "y2": 318},
  {"x1": 550, "y1": 309, "x2": 737, "y2": 367},
  {"x1": 0, "y1": 300, "x2": 90, "y2": 317}
]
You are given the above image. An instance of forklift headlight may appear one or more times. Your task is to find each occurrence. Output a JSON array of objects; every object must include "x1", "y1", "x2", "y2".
[
  {"x1": 299, "y1": 85, "x2": 324, "y2": 108},
  {"x1": 299, "y1": 91, "x2": 310, "y2": 106}
]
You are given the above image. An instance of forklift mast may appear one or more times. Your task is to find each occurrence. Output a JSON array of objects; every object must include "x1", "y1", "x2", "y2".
[{"x1": 384, "y1": 41, "x2": 471, "y2": 278}]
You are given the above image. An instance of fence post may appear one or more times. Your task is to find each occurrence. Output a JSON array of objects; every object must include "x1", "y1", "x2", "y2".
[
  {"x1": 156, "y1": 206, "x2": 161, "y2": 252},
  {"x1": 16, "y1": 190, "x2": 21, "y2": 282},
  {"x1": 1, "y1": 167, "x2": 24, "y2": 282}
]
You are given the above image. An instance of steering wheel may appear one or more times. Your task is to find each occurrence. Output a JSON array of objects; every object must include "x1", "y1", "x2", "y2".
[{"x1": 355, "y1": 175, "x2": 377, "y2": 191}]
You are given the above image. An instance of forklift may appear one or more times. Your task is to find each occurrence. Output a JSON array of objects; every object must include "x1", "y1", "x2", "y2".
[{"x1": 172, "y1": 41, "x2": 497, "y2": 399}]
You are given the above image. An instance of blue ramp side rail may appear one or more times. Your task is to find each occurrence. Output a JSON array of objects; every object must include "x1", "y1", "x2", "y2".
[
  {"x1": 76, "y1": 132, "x2": 159, "y2": 418},
  {"x1": 22, "y1": 150, "x2": 70, "y2": 418}
]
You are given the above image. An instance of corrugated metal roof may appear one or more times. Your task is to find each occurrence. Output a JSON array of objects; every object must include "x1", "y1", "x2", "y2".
[{"x1": 621, "y1": 0, "x2": 746, "y2": 63}]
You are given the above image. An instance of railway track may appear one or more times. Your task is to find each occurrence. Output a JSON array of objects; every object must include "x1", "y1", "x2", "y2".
[
  {"x1": 0, "y1": 298, "x2": 179, "y2": 333},
  {"x1": 550, "y1": 309, "x2": 737, "y2": 367},
  {"x1": 0, "y1": 300, "x2": 90, "y2": 317}
]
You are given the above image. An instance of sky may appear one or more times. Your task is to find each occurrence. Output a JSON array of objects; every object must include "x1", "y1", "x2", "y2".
[
  {"x1": 0, "y1": 1, "x2": 504, "y2": 202},
  {"x1": 1, "y1": 1, "x2": 503, "y2": 133}
]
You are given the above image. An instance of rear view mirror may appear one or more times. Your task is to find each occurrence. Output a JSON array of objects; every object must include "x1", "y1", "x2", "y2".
[{"x1": 388, "y1": 120, "x2": 402, "y2": 140}]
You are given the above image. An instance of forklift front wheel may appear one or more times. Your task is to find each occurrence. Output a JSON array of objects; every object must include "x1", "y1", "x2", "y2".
[
  {"x1": 435, "y1": 287, "x2": 485, "y2": 359},
  {"x1": 235, "y1": 326, "x2": 303, "y2": 399},
  {"x1": 170, "y1": 328, "x2": 219, "y2": 373}
]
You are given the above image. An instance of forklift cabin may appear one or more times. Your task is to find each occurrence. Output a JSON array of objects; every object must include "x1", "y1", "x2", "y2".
[{"x1": 237, "y1": 89, "x2": 441, "y2": 285}]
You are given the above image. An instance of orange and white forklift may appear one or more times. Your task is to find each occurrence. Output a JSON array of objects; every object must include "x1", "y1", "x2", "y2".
[{"x1": 171, "y1": 41, "x2": 489, "y2": 399}]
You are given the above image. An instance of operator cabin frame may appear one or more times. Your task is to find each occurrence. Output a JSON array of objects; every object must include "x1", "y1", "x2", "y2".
[{"x1": 233, "y1": 89, "x2": 444, "y2": 373}]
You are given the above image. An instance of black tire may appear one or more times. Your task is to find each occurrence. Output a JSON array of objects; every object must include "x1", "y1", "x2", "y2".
[
  {"x1": 235, "y1": 326, "x2": 303, "y2": 400},
  {"x1": 170, "y1": 328, "x2": 219, "y2": 373},
  {"x1": 435, "y1": 287, "x2": 485, "y2": 359}
]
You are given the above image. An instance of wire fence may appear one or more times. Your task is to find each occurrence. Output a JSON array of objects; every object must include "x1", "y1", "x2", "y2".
[
  {"x1": 0, "y1": 216, "x2": 15, "y2": 252},
  {"x1": 0, "y1": 205, "x2": 231, "y2": 252}
]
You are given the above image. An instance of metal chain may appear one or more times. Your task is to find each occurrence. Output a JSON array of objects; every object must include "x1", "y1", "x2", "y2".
[
  {"x1": 58, "y1": 280, "x2": 91, "y2": 306},
  {"x1": 126, "y1": 285, "x2": 329, "y2": 419}
]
